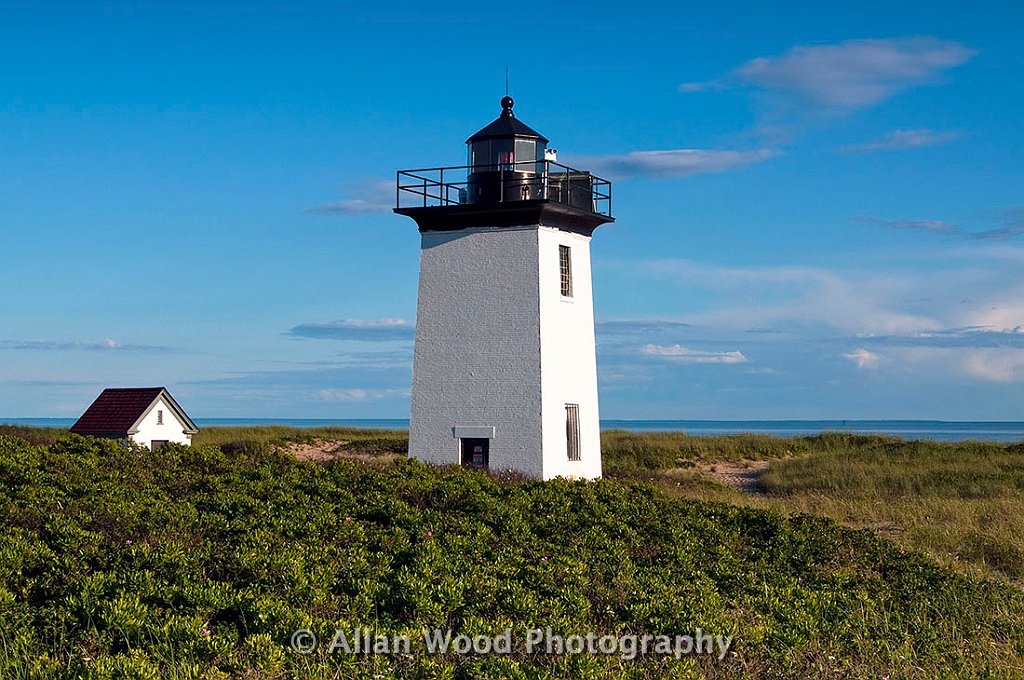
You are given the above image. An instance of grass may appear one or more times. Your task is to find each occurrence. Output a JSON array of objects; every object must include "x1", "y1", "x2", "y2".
[{"x1": 1, "y1": 432, "x2": 1023, "y2": 678}]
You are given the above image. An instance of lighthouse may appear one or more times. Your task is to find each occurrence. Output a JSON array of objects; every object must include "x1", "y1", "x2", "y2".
[{"x1": 395, "y1": 97, "x2": 613, "y2": 480}]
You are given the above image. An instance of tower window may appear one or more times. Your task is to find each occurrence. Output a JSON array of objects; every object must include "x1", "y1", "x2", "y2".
[
  {"x1": 157, "y1": 409, "x2": 163, "y2": 425},
  {"x1": 559, "y1": 245, "x2": 573, "y2": 297},
  {"x1": 565, "y1": 404, "x2": 580, "y2": 461}
]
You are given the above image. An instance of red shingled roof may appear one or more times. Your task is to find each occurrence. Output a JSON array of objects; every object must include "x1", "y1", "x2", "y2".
[{"x1": 70, "y1": 387, "x2": 197, "y2": 435}]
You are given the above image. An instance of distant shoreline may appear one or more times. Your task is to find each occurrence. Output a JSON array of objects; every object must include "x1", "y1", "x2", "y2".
[{"x1": 4, "y1": 417, "x2": 1024, "y2": 443}]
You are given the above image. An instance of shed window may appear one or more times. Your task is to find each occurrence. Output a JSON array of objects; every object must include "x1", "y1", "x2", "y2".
[
  {"x1": 559, "y1": 245, "x2": 573, "y2": 297},
  {"x1": 565, "y1": 404, "x2": 580, "y2": 461}
]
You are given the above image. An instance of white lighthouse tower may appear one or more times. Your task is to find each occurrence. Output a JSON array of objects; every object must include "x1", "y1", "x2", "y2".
[{"x1": 395, "y1": 96, "x2": 613, "y2": 480}]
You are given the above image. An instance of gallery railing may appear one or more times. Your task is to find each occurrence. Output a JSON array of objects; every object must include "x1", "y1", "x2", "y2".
[{"x1": 396, "y1": 160, "x2": 612, "y2": 218}]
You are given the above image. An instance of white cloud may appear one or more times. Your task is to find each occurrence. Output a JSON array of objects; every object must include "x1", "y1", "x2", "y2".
[
  {"x1": 684, "y1": 37, "x2": 974, "y2": 112},
  {"x1": 843, "y1": 348, "x2": 880, "y2": 370},
  {"x1": 841, "y1": 128, "x2": 960, "y2": 153},
  {"x1": 576, "y1": 148, "x2": 777, "y2": 180},
  {"x1": 641, "y1": 344, "x2": 748, "y2": 364}
]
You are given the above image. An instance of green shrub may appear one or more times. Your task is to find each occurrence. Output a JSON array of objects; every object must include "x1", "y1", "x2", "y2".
[{"x1": 0, "y1": 435, "x2": 1020, "y2": 677}]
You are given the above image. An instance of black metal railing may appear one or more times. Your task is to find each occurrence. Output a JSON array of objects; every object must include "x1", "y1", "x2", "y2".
[{"x1": 396, "y1": 160, "x2": 612, "y2": 218}]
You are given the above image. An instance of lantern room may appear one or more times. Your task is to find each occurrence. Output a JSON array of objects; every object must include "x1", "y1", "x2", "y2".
[
  {"x1": 395, "y1": 97, "x2": 613, "y2": 233},
  {"x1": 467, "y1": 96, "x2": 548, "y2": 174}
]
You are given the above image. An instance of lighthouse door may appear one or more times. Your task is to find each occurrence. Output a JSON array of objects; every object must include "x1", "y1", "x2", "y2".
[{"x1": 460, "y1": 438, "x2": 489, "y2": 469}]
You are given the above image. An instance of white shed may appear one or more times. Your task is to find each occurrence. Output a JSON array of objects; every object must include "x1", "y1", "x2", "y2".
[{"x1": 70, "y1": 387, "x2": 198, "y2": 450}]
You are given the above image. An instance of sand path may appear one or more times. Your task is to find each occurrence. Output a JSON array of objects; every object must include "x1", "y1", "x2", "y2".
[{"x1": 693, "y1": 460, "x2": 771, "y2": 493}]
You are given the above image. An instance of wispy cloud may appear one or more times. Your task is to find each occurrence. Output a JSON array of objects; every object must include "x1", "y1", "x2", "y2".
[
  {"x1": 683, "y1": 37, "x2": 975, "y2": 113},
  {"x1": 862, "y1": 327, "x2": 1024, "y2": 349},
  {"x1": 318, "y1": 387, "x2": 411, "y2": 402},
  {"x1": 961, "y1": 349, "x2": 1024, "y2": 383},
  {"x1": 0, "y1": 338, "x2": 172, "y2": 352},
  {"x1": 855, "y1": 216, "x2": 959, "y2": 234},
  {"x1": 973, "y1": 225, "x2": 1024, "y2": 241},
  {"x1": 840, "y1": 128, "x2": 960, "y2": 153},
  {"x1": 856, "y1": 207, "x2": 1024, "y2": 241},
  {"x1": 970, "y1": 207, "x2": 1024, "y2": 241},
  {"x1": 641, "y1": 344, "x2": 748, "y2": 364},
  {"x1": 180, "y1": 364, "x2": 412, "y2": 417},
  {"x1": 597, "y1": 319, "x2": 694, "y2": 335},
  {"x1": 633, "y1": 250, "x2": 1024, "y2": 391},
  {"x1": 595, "y1": 247, "x2": 1024, "y2": 415},
  {"x1": 878, "y1": 347, "x2": 1024, "y2": 384},
  {"x1": 843, "y1": 348, "x2": 880, "y2": 370},
  {"x1": 645, "y1": 258, "x2": 941, "y2": 336},
  {"x1": 288, "y1": 318, "x2": 415, "y2": 342},
  {"x1": 307, "y1": 178, "x2": 393, "y2": 215},
  {"x1": 579, "y1": 148, "x2": 777, "y2": 180},
  {"x1": 959, "y1": 289, "x2": 1024, "y2": 335},
  {"x1": 267, "y1": 350, "x2": 413, "y2": 369}
]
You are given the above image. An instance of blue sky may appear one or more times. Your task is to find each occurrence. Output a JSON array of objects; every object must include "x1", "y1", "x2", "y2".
[{"x1": 2, "y1": 1, "x2": 1023, "y2": 419}]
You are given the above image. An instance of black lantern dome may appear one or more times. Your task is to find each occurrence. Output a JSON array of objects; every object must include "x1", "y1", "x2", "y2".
[{"x1": 467, "y1": 96, "x2": 548, "y2": 142}]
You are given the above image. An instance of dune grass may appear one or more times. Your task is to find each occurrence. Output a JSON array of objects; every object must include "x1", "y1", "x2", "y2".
[
  {"x1": 756, "y1": 439, "x2": 1024, "y2": 583},
  {"x1": 0, "y1": 424, "x2": 67, "y2": 448},
  {"x1": 600, "y1": 429, "x2": 906, "y2": 467},
  {"x1": 192, "y1": 425, "x2": 408, "y2": 457},
  {"x1": 607, "y1": 432, "x2": 1024, "y2": 585}
]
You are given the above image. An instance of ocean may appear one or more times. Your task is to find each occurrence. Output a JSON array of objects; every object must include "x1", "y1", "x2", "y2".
[{"x1": 4, "y1": 418, "x2": 1023, "y2": 443}]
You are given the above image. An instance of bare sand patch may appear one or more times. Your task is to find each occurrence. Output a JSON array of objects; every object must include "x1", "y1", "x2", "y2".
[{"x1": 693, "y1": 459, "x2": 771, "y2": 494}]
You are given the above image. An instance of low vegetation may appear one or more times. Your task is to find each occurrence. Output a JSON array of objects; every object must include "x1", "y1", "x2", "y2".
[{"x1": 1, "y1": 430, "x2": 1023, "y2": 678}]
